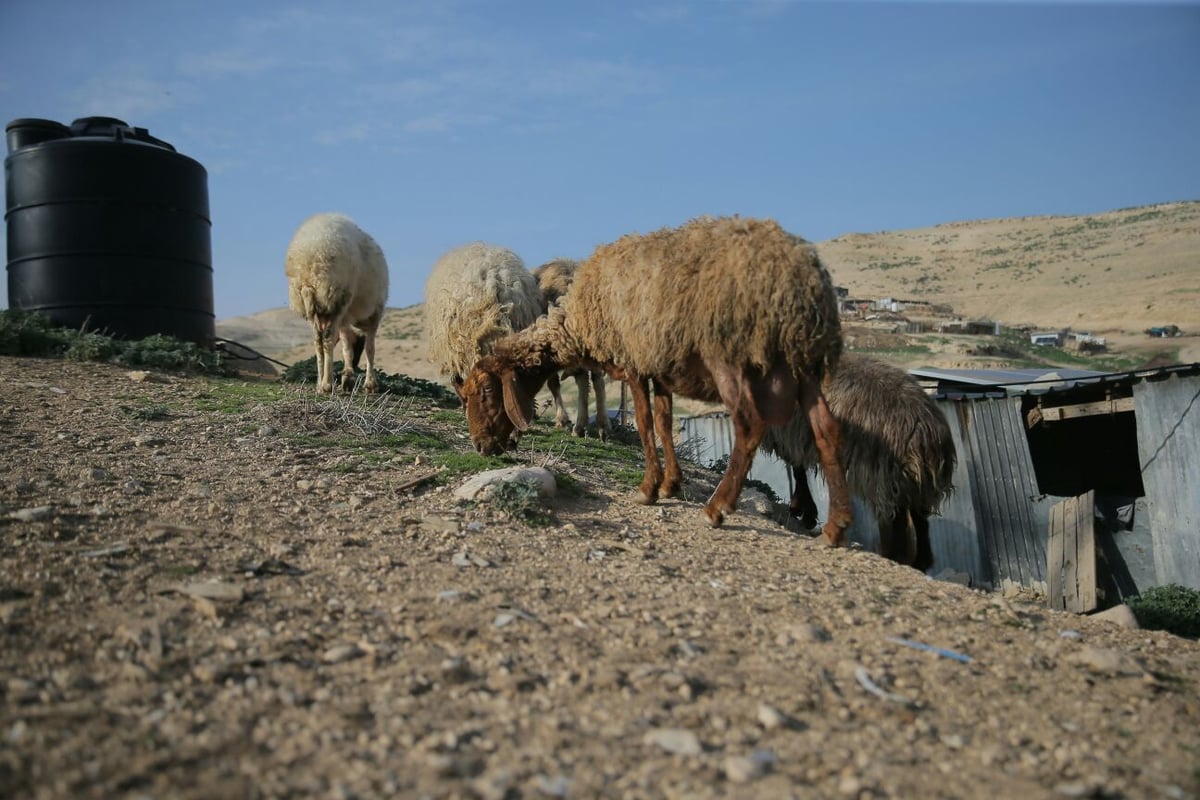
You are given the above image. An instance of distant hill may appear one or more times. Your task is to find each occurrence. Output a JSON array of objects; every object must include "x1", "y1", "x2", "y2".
[
  {"x1": 218, "y1": 202, "x2": 1200, "y2": 384},
  {"x1": 818, "y1": 200, "x2": 1200, "y2": 334}
]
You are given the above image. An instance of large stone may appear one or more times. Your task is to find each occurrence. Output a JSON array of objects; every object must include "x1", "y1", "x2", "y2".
[{"x1": 453, "y1": 467, "x2": 557, "y2": 502}]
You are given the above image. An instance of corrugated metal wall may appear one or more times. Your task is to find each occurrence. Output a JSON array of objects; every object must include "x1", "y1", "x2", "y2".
[
  {"x1": 950, "y1": 397, "x2": 1053, "y2": 593},
  {"x1": 678, "y1": 398, "x2": 1049, "y2": 590},
  {"x1": 1134, "y1": 373, "x2": 1200, "y2": 590}
]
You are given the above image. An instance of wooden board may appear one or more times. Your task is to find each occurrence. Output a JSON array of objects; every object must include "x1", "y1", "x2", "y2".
[{"x1": 1047, "y1": 491, "x2": 1097, "y2": 613}]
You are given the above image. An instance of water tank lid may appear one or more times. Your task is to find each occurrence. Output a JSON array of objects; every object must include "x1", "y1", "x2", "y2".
[
  {"x1": 67, "y1": 116, "x2": 176, "y2": 152},
  {"x1": 6, "y1": 117, "x2": 70, "y2": 133}
]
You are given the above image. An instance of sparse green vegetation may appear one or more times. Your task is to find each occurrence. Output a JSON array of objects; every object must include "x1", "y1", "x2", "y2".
[
  {"x1": 1128, "y1": 584, "x2": 1200, "y2": 639},
  {"x1": 487, "y1": 478, "x2": 554, "y2": 527},
  {"x1": 0, "y1": 310, "x2": 234, "y2": 374},
  {"x1": 281, "y1": 355, "x2": 458, "y2": 405}
]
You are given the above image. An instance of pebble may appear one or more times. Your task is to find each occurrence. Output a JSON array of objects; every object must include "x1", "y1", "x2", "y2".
[
  {"x1": 10, "y1": 506, "x2": 52, "y2": 522},
  {"x1": 724, "y1": 750, "x2": 775, "y2": 783},
  {"x1": 323, "y1": 645, "x2": 365, "y2": 664},
  {"x1": 1068, "y1": 646, "x2": 1145, "y2": 677},
  {"x1": 757, "y1": 703, "x2": 790, "y2": 731},
  {"x1": 643, "y1": 728, "x2": 702, "y2": 756}
]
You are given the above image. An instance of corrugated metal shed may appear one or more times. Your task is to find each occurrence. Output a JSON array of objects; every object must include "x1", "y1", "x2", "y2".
[{"x1": 1134, "y1": 372, "x2": 1200, "y2": 589}]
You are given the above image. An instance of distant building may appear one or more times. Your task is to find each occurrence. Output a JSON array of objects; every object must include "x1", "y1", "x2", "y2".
[{"x1": 1030, "y1": 332, "x2": 1061, "y2": 347}]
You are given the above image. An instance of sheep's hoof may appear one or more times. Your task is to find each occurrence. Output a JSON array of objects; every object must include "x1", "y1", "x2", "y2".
[
  {"x1": 363, "y1": 382, "x2": 379, "y2": 394},
  {"x1": 316, "y1": 384, "x2": 333, "y2": 395},
  {"x1": 819, "y1": 523, "x2": 847, "y2": 548},
  {"x1": 597, "y1": 427, "x2": 610, "y2": 442},
  {"x1": 702, "y1": 504, "x2": 725, "y2": 528},
  {"x1": 572, "y1": 425, "x2": 586, "y2": 438},
  {"x1": 660, "y1": 479, "x2": 682, "y2": 499},
  {"x1": 634, "y1": 489, "x2": 658, "y2": 506},
  {"x1": 555, "y1": 417, "x2": 572, "y2": 430}
]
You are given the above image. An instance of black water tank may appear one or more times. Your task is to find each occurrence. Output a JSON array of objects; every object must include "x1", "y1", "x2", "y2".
[{"x1": 5, "y1": 116, "x2": 214, "y2": 344}]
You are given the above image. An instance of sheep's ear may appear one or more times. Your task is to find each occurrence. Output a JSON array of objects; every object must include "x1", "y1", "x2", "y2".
[{"x1": 501, "y1": 372, "x2": 533, "y2": 432}]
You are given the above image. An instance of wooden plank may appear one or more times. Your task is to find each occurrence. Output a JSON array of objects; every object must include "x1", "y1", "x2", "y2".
[
  {"x1": 1074, "y1": 490, "x2": 1097, "y2": 612},
  {"x1": 1047, "y1": 501, "x2": 1065, "y2": 610},
  {"x1": 1038, "y1": 396, "x2": 1135, "y2": 423},
  {"x1": 1061, "y1": 496, "x2": 1081, "y2": 613}
]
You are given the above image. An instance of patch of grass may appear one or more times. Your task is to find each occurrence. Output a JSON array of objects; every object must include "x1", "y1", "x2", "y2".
[
  {"x1": 193, "y1": 380, "x2": 286, "y2": 413},
  {"x1": 487, "y1": 478, "x2": 553, "y2": 527},
  {"x1": 1128, "y1": 584, "x2": 1200, "y2": 639},
  {"x1": 119, "y1": 403, "x2": 171, "y2": 421},
  {"x1": 281, "y1": 356, "x2": 458, "y2": 406}
]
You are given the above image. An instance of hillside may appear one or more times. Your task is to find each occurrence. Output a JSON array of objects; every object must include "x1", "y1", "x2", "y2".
[
  {"x1": 217, "y1": 202, "x2": 1200, "y2": 385},
  {"x1": 819, "y1": 200, "x2": 1200, "y2": 335}
]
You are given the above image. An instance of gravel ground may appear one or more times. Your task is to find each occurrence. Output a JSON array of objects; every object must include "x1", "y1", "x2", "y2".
[{"x1": 0, "y1": 356, "x2": 1197, "y2": 800}]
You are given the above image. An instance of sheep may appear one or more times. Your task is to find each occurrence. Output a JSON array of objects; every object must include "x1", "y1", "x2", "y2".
[
  {"x1": 531, "y1": 258, "x2": 612, "y2": 440},
  {"x1": 285, "y1": 213, "x2": 389, "y2": 394},
  {"x1": 423, "y1": 242, "x2": 543, "y2": 402},
  {"x1": 461, "y1": 215, "x2": 853, "y2": 544},
  {"x1": 759, "y1": 352, "x2": 957, "y2": 572}
]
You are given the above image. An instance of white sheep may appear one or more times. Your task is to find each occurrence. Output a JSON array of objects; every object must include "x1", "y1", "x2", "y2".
[
  {"x1": 532, "y1": 258, "x2": 612, "y2": 440},
  {"x1": 285, "y1": 213, "x2": 389, "y2": 394},
  {"x1": 423, "y1": 242, "x2": 543, "y2": 401}
]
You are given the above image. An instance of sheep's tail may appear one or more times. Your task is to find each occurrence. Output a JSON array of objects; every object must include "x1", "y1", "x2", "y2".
[{"x1": 300, "y1": 286, "x2": 318, "y2": 321}]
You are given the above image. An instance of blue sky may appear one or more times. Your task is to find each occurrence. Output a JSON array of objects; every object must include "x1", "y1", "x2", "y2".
[{"x1": 2, "y1": 1, "x2": 1198, "y2": 320}]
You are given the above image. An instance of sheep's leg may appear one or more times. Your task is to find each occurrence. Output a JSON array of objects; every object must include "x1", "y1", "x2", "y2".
[
  {"x1": 360, "y1": 320, "x2": 380, "y2": 393},
  {"x1": 788, "y1": 464, "x2": 820, "y2": 530},
  {"x1": 572, "y1": 372, "x2": 589, "y2": 438},
  {"x1": 801, "y1": 378, "x2": 853, "y2": 547},
  {"x1": 338, "y1": 328, "x2": 359, "y2": 393},
  {"x1": 911, "y1": 511, "x2": 934, "y2": 573},
  {"x1": 547, "y1": 373, "x2": 571, "y2": 430},
  {"x1": 628, "y1": 374, "x2": 664, "y2": 505},
  {"x1": 703, "y1": 365, "x2": 772, "y2": 527},
  {"x1": 650, "y1": 378, "x2": 681, "y2": 498},
  {"x1": 592, "y1": 371, "x2": 611, "y2": 441},
  {"x1": 313, "y1": 323, "x2": 334, "y2": 394}
]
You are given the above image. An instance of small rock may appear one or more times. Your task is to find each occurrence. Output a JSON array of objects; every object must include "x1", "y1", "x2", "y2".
[
  {"x1": 422, "y1": 514, "x2": 459, "y2": 534},
  {"x1": 643, "y1": 727, "x2": 702, "y2": 756},
  {"x1": 1068, "y1": 646, "x2": 1145, "y2": 677},
  {"x1": 535, "y1": 774, "x2": 571, "y2": 797},
  {"x1": 323, "y1": 644, "x2": 365, "y2": 664},
  {"x1": 10, "y1": 506, "x2": 52, "y2": 522},
  {"x1": 1092, "y1": 604, "x2": 1140, "y2": 630},
  {"x1": 126, "y1": 370, "x2": 152, "y2": 382},
  {"x1": 757, "y1": 703, "x2": 792, "y2": 731},
  {"x1": 132, "y1": 435, "x2": 166, "y2": 448},
  {"x1": 452, "y1": 551, "x2": 491, "y2": 568},
  {"x1": 177, "y1": 581, "x2": 244, "y2": 603},
  {"x1": 725, "y1": 750, "x2": 776, "y2": 782},
  {"x1": 81, "y1": 467, "x2": 111, "y2": 482}
]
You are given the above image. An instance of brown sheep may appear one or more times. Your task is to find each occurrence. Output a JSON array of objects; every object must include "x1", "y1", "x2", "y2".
[
  {"x1": 760, "y1": 353, "x2": 957, "y2": 572},
  {"x1": 531, "y1": 258, "x2": 612, "y2": 440},
  {"x1": 461, "y1": 216, "x2": 853, "y2": 543}
]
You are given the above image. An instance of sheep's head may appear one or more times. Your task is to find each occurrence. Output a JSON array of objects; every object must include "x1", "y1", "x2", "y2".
[{"x1": 462, "y1": 355, "x2": 547, "y2": 456}]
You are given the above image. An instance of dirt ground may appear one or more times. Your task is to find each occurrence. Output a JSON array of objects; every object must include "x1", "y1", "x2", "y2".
[{"x1": 1, "y1": 356, "x2": 1198, "y2": 800}]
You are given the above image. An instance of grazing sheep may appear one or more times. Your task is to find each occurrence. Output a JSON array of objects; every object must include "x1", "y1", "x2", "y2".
[
  {"x1": 760, "y1": 353, "x2": 957, "y2": 572},
  {"x1": 285, "y1": 213, "x2": 389, "y2": 394},
  {"x1": 423, "y1": 243, "x2": 543, "y2": 402},
  {"x1": 462, "y1": 216, "x2": 853, "y2": 543},
  {"x1": 532, "y1": 258, "x2": 612, "y2": 440}
]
